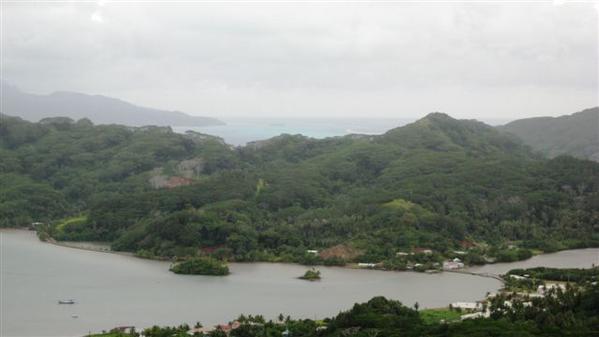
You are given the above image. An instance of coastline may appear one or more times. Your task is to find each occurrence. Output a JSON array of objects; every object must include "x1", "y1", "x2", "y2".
[
  {"x1": 46, "y1": 237, "x2": 135, "y2": 259},
  {"x1": 4, "y1": 228, "x2": 597, "y2": 337},
  {"x1": 4, "y1": 228, "x2": 595, "y2": 281}
]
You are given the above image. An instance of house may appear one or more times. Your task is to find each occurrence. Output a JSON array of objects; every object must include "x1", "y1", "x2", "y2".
[
  {"x1": 509, "y1": 274, "x2": 528, "y2": 281},
  {"x1": 191, "y1": 321, "x2": 241, "y2": 336},
  {"x1": 453, "y1": 250, "x2": 466, "y2": 255},
  {"x1": 451, "y1": 302, "x2": 481, "y2": 311},
  {"x1": 112, "y1": 326, "x2": 135, "y2": 334},
  {"x1": 306, "y1": 250, "x2": 319, "y2": 255},
  {"x1": 164, "y1": 176, "x2": 194, "y2": 189},
  {"x1": 396, "y1": 251, "x2": 409, "y2": 256},
  {"x1": 358, "y1": 263, "x2": 376, "y2": 268},
  {"x1": 537, "y1": 283, "x2": 566, "y2": 296},
  {"x1": 460, "y1": 311, "x2": 489, "y2": 320},
  {"x1": 443, "y1": 261, "x2": 464, "y2": 270},
  {"x1": 413, "y1": 248, "x2": 433, "y2": 255},
  {"x1": 189, "y1": 326, "x2": 210, "y2": 335},
  {"x1": 459, "y1": 240, "x2": 476, "y2": 249},
  {"x1": 215, "y1": 321, "x2": 241, "y2": 334},
  {"x1": 452, "y1": 258, "x2": 462, "y2": 263}
]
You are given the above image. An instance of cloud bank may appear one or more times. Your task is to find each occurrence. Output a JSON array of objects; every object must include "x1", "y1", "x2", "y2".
[{"x1": 3, "y1": 2, "x2": 597, "y2": 119}]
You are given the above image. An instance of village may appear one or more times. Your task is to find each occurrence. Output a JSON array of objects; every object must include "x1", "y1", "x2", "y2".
[
  {"x1": 101, "y1": 279, "x2": 570, "y2": 337},
  {"x1": 97, "y1": 254, "x2": 581, "y2": 337}
]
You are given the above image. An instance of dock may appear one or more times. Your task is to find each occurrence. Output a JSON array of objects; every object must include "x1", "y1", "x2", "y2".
[{"x1": 445, "y1": 270, "x2": 504, "y2": 282}]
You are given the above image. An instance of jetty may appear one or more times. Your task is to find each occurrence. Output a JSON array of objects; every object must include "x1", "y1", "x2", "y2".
[{"x1": 445, "y1": 270, "x2": 504, "y2": 282}]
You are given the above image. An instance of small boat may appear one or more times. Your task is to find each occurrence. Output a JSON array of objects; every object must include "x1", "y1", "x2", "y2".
[{"x1": 58, "y1": 299, "x2": 75, "y2": 304}]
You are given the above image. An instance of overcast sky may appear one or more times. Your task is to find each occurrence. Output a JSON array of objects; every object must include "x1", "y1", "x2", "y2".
[{"x1": 2, "y1": 1, "x2": 598, "y2": 120}]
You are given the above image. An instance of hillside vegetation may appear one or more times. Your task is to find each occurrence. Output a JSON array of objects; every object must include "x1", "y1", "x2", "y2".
[
  {"x1": 499, "y1": 107, "x2": 599, "y2": 161},
  {"x1": 1, "y1": 112, "x2": 598, "y2": 266}
]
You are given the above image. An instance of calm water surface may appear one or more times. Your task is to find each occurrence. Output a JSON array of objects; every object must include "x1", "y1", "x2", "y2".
[{"x1": 1, "y1": 230, "x2": 597, "y2": 337}]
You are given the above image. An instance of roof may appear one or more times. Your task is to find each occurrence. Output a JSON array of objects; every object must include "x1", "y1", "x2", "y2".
[
  {"x1": 451, "y1": 302, "x2": 479, "y2": 309},
  {"x1": 164, "y1": 176, "x2": 194, "y2": 188}
]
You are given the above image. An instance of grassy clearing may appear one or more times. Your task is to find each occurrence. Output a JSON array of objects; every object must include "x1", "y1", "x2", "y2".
[
  {"x1": 382, "y1": 198, "x2": 416, "y2": 210},
  {"x1": 55, "y1": 215, "x2": 87, "y2": 232},
  {"x1": 420, "y1": 308, "x2": 461, "y2": 324}
]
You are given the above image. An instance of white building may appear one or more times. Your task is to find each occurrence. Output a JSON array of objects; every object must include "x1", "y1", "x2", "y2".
[
  {"x1": 358, "y1": 263, "x2": 376, "y2": 268},
  {"x1": 451, "y1": 302, "x2": 481, "y2": 311},
  {"x1": 460, "y1": 311, "x2": 489, "y2": 320},
  {"x1": 509, "y1": 274, "x2": 528, "y2": 280},
  {"x1": 443, "y1": 261, "x2": 464, "y2": 270},
  {"x1": 537, "y1": 283, "x2": 566, "y2": 296}
]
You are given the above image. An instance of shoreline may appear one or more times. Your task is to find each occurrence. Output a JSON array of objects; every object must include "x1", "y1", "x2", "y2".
[
  {"x1": 4, "y1": 228, "x2": 597, "y2": 337},
  {"x1": 4, "y1": 228, "x2": 594, "y2": 281},
  {"x1": 43, "y1": 236, "x2": 501, "y2": 278},
  {"x1": 45, "y1": 237, "x2": 136, "y2": 259}
]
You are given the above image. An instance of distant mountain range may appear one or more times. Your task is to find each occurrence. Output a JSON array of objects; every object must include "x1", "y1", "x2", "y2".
[
  {"x1": 1, "y1": 83, "x2": 224, "y2": 127},
  {"x1": 498, "y1": 107, "x2": 599, "y2": 162}
]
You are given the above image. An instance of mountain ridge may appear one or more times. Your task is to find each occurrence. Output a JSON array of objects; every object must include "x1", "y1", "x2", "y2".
[
  {"x1": 1, "y1": 83, "x2": 225, "y2": 127},
  {"x1": 498, "y1": 107, "x2": 599, "y2": 161}
]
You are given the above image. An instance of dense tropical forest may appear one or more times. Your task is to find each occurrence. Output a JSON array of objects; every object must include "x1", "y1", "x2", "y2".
[
  {"x1": 1, "y1": 112, "x2": 598, "y2": 267},
  {"x1": 92, "y1": 281, "x2": 599, "y2": 337}
]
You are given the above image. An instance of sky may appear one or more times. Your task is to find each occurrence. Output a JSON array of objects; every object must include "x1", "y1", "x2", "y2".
[{"x1": 2, "y1": 1, "x2": 598, "y2": 120}]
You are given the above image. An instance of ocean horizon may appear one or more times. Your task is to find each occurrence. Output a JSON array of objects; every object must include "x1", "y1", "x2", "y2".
[{"x1": 174, "y1": 117, "x2": 511, "y2": 146}]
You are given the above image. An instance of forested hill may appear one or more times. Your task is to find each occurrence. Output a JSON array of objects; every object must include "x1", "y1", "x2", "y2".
[
  {"x1": 498, "y1": 107, "x2": 599, "y2": 162},
  {"x1": 1, "y1": 112, "x2": 598, "y2": 266},
  {"x1": 1, "y1": 83, "x2": 224, "y2": 127}
]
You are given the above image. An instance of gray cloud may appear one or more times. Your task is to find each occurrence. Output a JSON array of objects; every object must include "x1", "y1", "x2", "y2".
[{"x1": 2, "y1": 2, "x2": 597, "y2": 119}]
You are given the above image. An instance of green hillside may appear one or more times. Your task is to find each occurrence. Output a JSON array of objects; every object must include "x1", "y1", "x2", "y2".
[
  {"x1": 499, "y1": 107, "x2": 599, "y2": 161},
  {"x1": 1, "y1": 113, "x2": 598, "y2": 266}
]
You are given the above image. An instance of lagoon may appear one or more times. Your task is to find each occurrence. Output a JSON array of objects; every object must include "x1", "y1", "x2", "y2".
[{"x1": 1, "y1": 230, "x2": 597, "y2": 337}]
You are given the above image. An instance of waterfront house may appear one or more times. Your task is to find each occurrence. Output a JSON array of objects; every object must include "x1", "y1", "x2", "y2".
[
  {"x1": 509, "y1": 274, "x2": 528, "y2": 280},
  {"x1": 443, "y1": 261, "x2": 464, "y2": 270},
  {"x1": 113, "y1": 326, "x2": 136, "y2": 334},
  {"x1": 358, "y1": 263, "x2": 376, "y2": 268}
]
